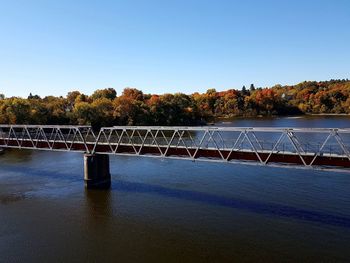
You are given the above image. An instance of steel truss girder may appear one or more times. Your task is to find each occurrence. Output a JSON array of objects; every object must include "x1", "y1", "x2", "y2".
[
  {"x1": 0, "y1": 125, "x2": 95, "y2": 152},
  {"x1": 1, "y1": 125, "x2": 350, "y2": 171}
]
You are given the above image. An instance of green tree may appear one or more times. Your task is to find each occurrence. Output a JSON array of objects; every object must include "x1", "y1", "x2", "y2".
[
  {"x1": 73, "y1": 102, "x2": 96, "y2": 126},
  {"x1": 91, "y1": 88, "x2": 117, "y2": 101},
  {"x1": 91, "y1": 98, "x2": 115, "y2": 128}
]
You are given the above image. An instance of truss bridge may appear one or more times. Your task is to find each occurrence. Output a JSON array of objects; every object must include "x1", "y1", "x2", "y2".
[{"x1": 1, "y1": 125, "x2": 350, "y2": 188}]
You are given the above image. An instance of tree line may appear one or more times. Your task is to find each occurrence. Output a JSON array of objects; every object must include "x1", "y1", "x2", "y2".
[{"x1": 0, "y1": 79, "x2": 349, "y2": 129}]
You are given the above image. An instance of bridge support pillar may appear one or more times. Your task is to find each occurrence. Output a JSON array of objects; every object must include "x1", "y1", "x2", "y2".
[{"x1": 84, "y1": 154, "x2": 111, "y2": 189}]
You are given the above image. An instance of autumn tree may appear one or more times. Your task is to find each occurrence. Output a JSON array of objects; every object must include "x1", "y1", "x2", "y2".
[
  {"x1": 1, "y1": 98, "x2": 31, "y2": 124},
  {"x1": 0, "y1": 79, "x2": 349, "y2": 126},
  {"x1": 113, "y1": 88, "x2": 148, "y2": 125}
]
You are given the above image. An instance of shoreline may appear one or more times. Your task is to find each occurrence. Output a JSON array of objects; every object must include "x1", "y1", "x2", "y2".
[
  {"x1": 305, "y1": 113, "x2": 349, "y2": 116},
  {"x1": 215, "y1": 113, "x2": 349, "y2": 121}
]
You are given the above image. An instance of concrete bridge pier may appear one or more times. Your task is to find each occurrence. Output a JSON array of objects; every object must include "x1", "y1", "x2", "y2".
[{"x1": 84, "y1": 153, "x2": 111, "y2": 189}]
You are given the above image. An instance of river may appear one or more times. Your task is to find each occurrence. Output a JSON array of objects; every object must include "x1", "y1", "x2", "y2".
[{"x1": 1, "y1": 116, "x2": 350, "y2": 262}]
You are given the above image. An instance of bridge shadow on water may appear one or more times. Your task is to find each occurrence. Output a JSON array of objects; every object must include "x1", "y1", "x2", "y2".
[
  {"x1": 111, "y1": 179, "x2": 350, "y2": 229},
  {"x1": 1, "y1": 164, "x2": 350, "y2": 229}
]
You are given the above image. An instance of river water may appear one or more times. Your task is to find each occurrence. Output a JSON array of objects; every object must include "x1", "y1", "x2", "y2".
[{"x1": 1, "y1": 116, "x2": 350, "y2": 262}]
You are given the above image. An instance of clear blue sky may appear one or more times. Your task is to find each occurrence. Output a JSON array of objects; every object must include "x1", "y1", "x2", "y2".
[{"x1": 0, "y1": 0, "x2": 349, "y2": 97}]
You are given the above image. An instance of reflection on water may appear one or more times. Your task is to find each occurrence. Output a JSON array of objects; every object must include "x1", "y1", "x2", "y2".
[
  {"x1": 0, "y1": 192, "x2": 26, "y2": 204},
  {"x1": 1, "y1": 149, "x2": 33, "y2": 163},
  {"x1": 1, "y1": 116, "x2": 350, "y2": 262},
  {"x1": 84, "y1": 189, "x2": 113, "y2": 226}
]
